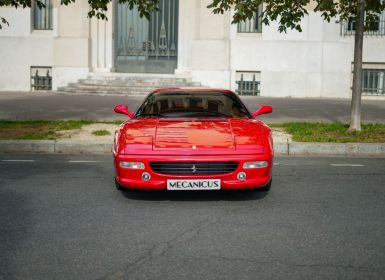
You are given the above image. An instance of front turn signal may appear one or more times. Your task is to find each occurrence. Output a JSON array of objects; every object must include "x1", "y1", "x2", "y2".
[
  {"x1": 243, "y1": 161, "x2": 268, "y2": 169},
  {"x1": 120, "y1": 161, "x2": 145, "y2": 169}
]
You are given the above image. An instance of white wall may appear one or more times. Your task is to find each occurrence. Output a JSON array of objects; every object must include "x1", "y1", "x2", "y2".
[
  {"x1": 0, "y1": 3, "x2": 91, "y2": 91},
  {"x1": 230, "y1": 11, "x2": 354, "y2": 98},
  {"x1": 1, "y1": 2, "x2": 385, "y2": 97},
  {"x1": 52, "y1": 1, "x2": 91, "y2": 89},
  {"x1": 187, "y1": 3, "x2": 385, "y2": 98},
  {"x1": 177, "y1": 0, "x2": 232, "y2": 88},
  {"x1": 0, "y1": 7, "x2": 54, "y2": 90}
]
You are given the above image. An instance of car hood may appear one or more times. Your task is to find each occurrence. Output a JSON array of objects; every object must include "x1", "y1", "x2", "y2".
[{"x1": 120, "y1": 118, "x2": 266, "y2": 155}]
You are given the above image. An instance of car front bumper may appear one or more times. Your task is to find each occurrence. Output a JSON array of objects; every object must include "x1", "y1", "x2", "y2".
[{"x1": 114, "y1": 154, "x2": 273, "y2": 190}]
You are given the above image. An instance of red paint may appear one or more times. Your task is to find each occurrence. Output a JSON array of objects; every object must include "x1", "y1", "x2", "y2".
[
  {"x1": 113, "y1": 88, "x2": 273, "y2": 190},
  {"x1": 251, "y1": 105, "x2": 273, "y2": 118},
  {"x1": 114, "y1": 104, "x2": 135, "y2": 118}
]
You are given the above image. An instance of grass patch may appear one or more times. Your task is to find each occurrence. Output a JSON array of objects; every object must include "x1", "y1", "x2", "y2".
[
  {"x1": 0, "y1": 120, "x2": 94, "y2": 140},
  {"x1": 92, "y1": 129, "x2": 111, "y2": 136},
  {"x1": 114, "y1": 120, "x2": 125, "y2": 125},
  {"x1": 275, "y1": 122, "x2": 385, "y2": 143},
  {"x1": 1, "y1": 120, "x2": 384, "y2": 143}
]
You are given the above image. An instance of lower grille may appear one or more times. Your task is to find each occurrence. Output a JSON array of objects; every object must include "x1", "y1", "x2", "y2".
[{"x1": 149, "y1": 161, "x2": 238, "y2": 175}]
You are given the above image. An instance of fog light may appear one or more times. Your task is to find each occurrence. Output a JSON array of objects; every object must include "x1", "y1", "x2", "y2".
[
  {"x1": 243, "y1": 161, "x2": 268, "y2": 169},
  {"x1": 120, "y1": 161, "x2": 145, "y2": 169},
  {"x1": 237, "y1": 172, "x2": 247, "y2": 181},
  {"x1": 141, "y1": 172, "x2": 151, "y2": 181}
]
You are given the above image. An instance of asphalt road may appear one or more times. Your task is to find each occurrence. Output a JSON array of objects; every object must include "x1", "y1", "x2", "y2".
[
  {"x1": 1, "y1": 91, "x2": 385, "y2": 123},
  {"x1": 1, "y1": 155, "x2": 385, "y2": 280}
]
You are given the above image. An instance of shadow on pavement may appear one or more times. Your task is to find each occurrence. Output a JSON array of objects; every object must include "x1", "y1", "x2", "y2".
[
  {"x1": 0, "y1": 189, "x2": 31, "y2": 279},
  {"x1": 120, "y1": 189, "x2": 268, "y2": 201}
]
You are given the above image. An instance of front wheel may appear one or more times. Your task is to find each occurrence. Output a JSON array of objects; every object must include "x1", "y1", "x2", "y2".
[
  {"x1": 115, "y1": 178, "x2": 124, "y2": 191},
  {"x1": 259, "y1": 179, "x2": 272, "y2": 192}
]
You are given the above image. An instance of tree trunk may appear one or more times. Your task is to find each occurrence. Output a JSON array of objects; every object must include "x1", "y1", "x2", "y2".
[{"x1": 349, "y1": 0, "x2": 365, "y2": 132}]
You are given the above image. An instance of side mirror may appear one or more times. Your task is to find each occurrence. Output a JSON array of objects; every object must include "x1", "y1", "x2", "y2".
[
  {"x1": 251, "y1": 105, "x2": 273, "y2": 118},
  {"x1": 114, "y1": 104, "x2": 135, "y2": 118}
]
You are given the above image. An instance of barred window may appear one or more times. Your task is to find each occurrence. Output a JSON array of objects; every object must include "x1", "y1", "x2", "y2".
[
  {"x1": 343, "y1": 12, "x2": 385, "y2": 36},
  {"x1": 362, "y1": 69, "x2": 385, "y2": 96},
  {"x1": 235, "y1": 71, "x2": 261, "y2": 96},
  {"x1": 237, "y1": 4, "x2": 262, "y2": 33},
  {"x1": 31, "y1": 67, "x2": 52, "y2": 91},
  {"x1": 33, "y1": 0, "x2": 53, "y2": 30}
]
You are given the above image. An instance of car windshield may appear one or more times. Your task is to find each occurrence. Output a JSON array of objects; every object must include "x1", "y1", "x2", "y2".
[{"x1": 135, "y1": 91, "x2": 251, "y2": 118}]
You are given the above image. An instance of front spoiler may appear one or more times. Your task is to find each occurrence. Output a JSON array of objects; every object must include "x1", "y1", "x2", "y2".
[
  {"x1": 114, "y1": 153, "x2": 273, "y2": 190},
  {"x1": 115, "y1": 175, "x2": 272, "y2": 190}
]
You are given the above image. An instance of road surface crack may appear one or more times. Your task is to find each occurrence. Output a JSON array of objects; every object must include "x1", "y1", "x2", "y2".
[{"x1": 99, "y1": 218, "x2": 214, "y2": 280}]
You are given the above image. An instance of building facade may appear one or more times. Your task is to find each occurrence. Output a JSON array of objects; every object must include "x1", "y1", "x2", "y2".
[{"x1": 0, "y1": 0, "x2": 384, "y2": 98}]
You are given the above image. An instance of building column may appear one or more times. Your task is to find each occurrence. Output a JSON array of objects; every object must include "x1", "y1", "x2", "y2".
[
  {"x1": 90, "y1": 1, "x2": 114, "y2": 72},
  {"x1": 175, "y1": 0, "x2": 195, "y2": 74},
  {"x1": 52, "y1": 0, "x2": 91, "y2": 89}
]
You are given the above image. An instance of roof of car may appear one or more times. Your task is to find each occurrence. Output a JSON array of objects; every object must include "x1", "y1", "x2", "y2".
[{"x1": 151, "y1": 88, "x2": 234, "y2": 94}]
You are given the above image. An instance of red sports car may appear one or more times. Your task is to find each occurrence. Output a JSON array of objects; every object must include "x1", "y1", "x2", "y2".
[{"x1": 113, "y1": 88, "x2": 273, "y2": 191}]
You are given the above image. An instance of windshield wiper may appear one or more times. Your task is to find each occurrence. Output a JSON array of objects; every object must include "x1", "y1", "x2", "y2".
[
  {"x1": 139, "y1": 113, "x2": 165, "y2": 118},
  {"x1": 183, "y1": 111, "x2": 230, "y2": 117}
]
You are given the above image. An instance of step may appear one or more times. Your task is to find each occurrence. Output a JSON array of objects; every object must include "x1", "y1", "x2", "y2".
[
  {"x1": 58, "y1": 84, "x2": 204, "y2": 94},
  {"x1": 57, "y1": 72, "x2": 204, "y2": 95},
  {"x1": 76, "y1": 80, "x2": 199, "y2": 87},
  {"x1": 64, "y1": 85, "x2": 157, "y2": 92},
  {"x1": 63, "y1": 83, "x2": 200, "y2": 89},
  {"x1": 86, "y1": 76, "x2": 192, "y2": 82},
  {"x1": 57, "y1": 88, "x2": 153, "y2": 95},
  {"x1": 87, "y1": 72, "x2": 191, "y2": 79}
]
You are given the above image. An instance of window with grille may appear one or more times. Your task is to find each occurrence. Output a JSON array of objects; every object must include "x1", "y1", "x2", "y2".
[
  {"x1": 343, "y1": 11, "x2": 385, "y2": 36},
  {"x1": 33, "y1": 0, "x2": 53, "y2": 30},
  {"x1": 31, "y1": 67, "x2": 52, "y2": 91},
  {"x1": 235, "y1": 71, "x2": 261, "y2": 96},
  {"x1": 362, "y1": 69, "x2": 385, "y2": 96},
  {"x1": 237, "y1": 4, "x2": 262, "y2": 33}
]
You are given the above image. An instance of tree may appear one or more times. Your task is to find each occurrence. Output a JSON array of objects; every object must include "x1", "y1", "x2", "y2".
[
  {"x1": 1, "y1": 0, "x2": 385, "y2": 131},
  {"x1": 0, "y1": 0, "x2": 159, "y2": 29},
  {"x1": 208, "y1": 0, "x2": 385, "y2": 132},
  {"x1": 351, "y1": 0, "x2": 365, "y2": 131}
]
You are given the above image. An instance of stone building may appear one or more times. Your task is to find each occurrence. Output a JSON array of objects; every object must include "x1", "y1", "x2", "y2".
[{"x1": 0, "y1": 0, "x2": 384, "y2": 97}]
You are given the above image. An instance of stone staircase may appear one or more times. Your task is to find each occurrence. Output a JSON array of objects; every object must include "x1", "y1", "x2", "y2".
[{"x1": 57, "y1": 73, "x2": 202, "y2": 95}]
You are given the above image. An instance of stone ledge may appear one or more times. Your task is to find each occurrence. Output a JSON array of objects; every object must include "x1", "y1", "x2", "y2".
[
  {"x1": 289, "y1": 142, "x2": 346, "y2": 156},
  {"x1": 346, "y1": 143, "x2": 385, "y2": 155},
  {"x1": 288, "y1": 142, "x2": 385, "y2": 156},
  {"x1": 0, "y1": 140, "x2": 55, "y2": 153},
  {"x1": 54, "y1": 140, "x2": 112, "y2": 154},
  {"x1": 274, "y1": 143, "x2": 289, "y2": 155}
]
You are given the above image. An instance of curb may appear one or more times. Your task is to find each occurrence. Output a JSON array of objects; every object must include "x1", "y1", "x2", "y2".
[
  {"x1": 0, "y1": 140, "x2": 112, "y2": 155},
  {"x1": 0, "y1": 140, "x2": 56, "y2": 154},
  {"x1": 1, "y1": 140, "x2": 385, "y2": 156},
  {"x1": 55, "y1": 140, "x2": 112, "y2": 154},
  {"x1": 275, "y1": 142, "x2": 385, "y2": 156}
]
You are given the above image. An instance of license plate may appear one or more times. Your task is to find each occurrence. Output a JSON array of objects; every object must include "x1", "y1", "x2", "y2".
[{"x1": 167, "y1": 179, "x2": 221, "y2": 190}]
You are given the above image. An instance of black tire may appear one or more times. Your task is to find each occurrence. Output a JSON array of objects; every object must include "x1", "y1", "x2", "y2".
[
  {"x1": 115, "y1": 178, "x2": 124, "y2": 191},
  {"x1": 259, "y1": 179, "x2": 272, "y2": 192}
]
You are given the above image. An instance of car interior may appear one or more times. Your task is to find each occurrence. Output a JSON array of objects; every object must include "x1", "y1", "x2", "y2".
[{"x1": 150, "y1": 95, "x2": 236, "y2": 116}]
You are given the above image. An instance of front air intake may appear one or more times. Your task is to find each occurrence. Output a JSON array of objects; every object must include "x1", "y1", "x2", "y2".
[{"x1": 149, "y1": 162, "x2": 238, "y2": 175}]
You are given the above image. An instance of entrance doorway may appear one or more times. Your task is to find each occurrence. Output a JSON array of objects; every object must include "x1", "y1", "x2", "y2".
[{"x1": 115, "y1": 0, "x2": 179, "y2": 73}]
